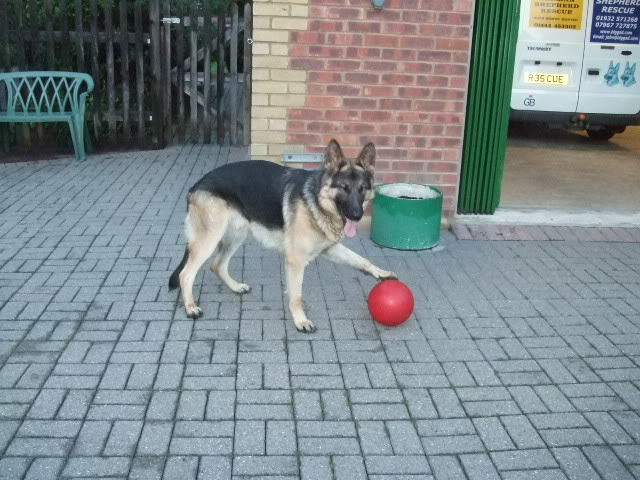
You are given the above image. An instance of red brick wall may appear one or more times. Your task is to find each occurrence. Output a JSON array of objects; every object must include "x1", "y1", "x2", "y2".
[{"x1": 287, "y1": 0, "x2": 473, "y2": 217}]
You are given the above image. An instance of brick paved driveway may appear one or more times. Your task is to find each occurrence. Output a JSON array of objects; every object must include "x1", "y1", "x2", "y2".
[{"x1": 1, "y1": 146, "x2": 639, "y2": 479}]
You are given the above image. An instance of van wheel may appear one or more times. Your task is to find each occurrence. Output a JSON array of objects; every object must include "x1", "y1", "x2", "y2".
[{"x1": 586, "y1": 128, "x2": 616, "y2": 141}]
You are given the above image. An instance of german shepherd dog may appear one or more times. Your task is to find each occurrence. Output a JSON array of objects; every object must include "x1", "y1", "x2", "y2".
[{"x1": 169, "y1": 139, "x2": 396, "y2": 333}]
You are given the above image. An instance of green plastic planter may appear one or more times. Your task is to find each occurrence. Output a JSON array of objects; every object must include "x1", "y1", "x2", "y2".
[{"x1": 370, "y1": 183, "x2": 443, "y2": 250}]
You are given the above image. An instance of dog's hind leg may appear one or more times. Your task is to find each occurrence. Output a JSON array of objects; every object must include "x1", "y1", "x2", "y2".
[
  {"x1": 211, "y1": 214, "x2": 251, "y2": 294},
  {"x1": 179, "y1": 194, "x2": 229, "y2": 319}
]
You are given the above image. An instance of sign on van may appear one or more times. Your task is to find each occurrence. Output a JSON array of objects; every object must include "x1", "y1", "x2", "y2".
[
  {"x1": 590, "y1": 0, "x2": 640, "y2": 44},
  {"x1": 529, "y1": 0, "x2": 584, "y2": 30}
]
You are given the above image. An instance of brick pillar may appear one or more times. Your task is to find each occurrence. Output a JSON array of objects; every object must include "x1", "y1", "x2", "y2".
[{"x1": 251, "y1": 0, "x2": 310, "y2": 161}]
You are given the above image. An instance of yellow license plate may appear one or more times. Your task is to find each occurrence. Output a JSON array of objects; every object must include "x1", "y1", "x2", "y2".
[{"x1": 525, "y1": 72, "x2": 569, "y2": 85}]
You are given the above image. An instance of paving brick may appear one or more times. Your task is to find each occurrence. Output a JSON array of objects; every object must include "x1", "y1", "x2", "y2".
[
  {"x1": 87, "y1": 403, "x2": 146, "y2": 421},
  {"x1": 583, "y1": 446, "x2": 635, "y2": 480},
  {"x1": 540, "y1": 427, "x2": 605, "y2": 447},
  {"x1": 234, "y1": 420, "x2": 265, "y2": 455},
  {"x1": 197, "y1": 456, "x2": 232, "y2": 480},
  {"x1": 104, "y1": 420, "x2": 144, "y2": 456},
  {"x1": 177, "y1": 391, "x2": 206, "y2": 420},
  {"x1": 491, "y1": 448, "x2": 558, "y2": 471},
  {"x1": 137, "y1": 422, "x2": 173, "y2": 456},
  {"x1": 300, "y1": 456, "x2": 332, "y2": 480},
  {"x1": 299, "y1": 437, "x2": 361, "y2": 455},
  {"x1": 465, "y1": 400, "x2": 522, "y2": 417},
  {"x1": 365, "y1": 455, "x2": 431, "y2": 475},
  {"x1": 163, "y1": 456, "x2": 198, "y2": 479},
  {"x1": 417, "y1": 418, "x2": 475, "y2": 437},
  {"x1": 17, "y1": 420, "x2": 81, "y2": 438},
  {"x1": 24, "y1": 457, "x2": 65, "y2": 480},
  {"x1": 0, "y1": 420, "x2": 19, "y2": 454},
  {"x1": 357, "y1": 422, "x2": 392, "y2": 455},
  {"x1": 321, "y1": 390, "x2": 352, "y2": 420},
  {"x1": 442, "y1": 362, "x2": 475, "y2": 387},
  {"x1": 266, "y1": 420, "x2": 296, "y2": 455},
  {"x1": 430, "y1": 455, "x2": 467, "y2": 480},
  {"x1": 264, "y1": 363, "x2": 290, "y2": 389},
  {"x1": 62, "y1": 457, "x2": 130, "y2": 477},
  {"x1": 610, "y1": 382, "x2": 640, "y2": 410},
  {"x1": 533, "y1": 386, "x2": 576, "y2": 412},
  {"x1": 72, "y1": 421, "x2": 111, "y2": 456},
  {"x1": 529, "y1": 412, "x2": 589, "y2": 429},
  {"x1": 236, "y1": 403, "x2": 293, "y2": 421},
  {"x1": 293, "y1": 390, "x2": 322, "y2": 420},
  {"x1": 430, "y1": 388, "x2": 465, "y2": 418},
  {"x1": 508, "y1": 385, "x2": 549, "y2": 413},
  {"x1": 99, "y1": 364, "x2": 132, "y2": 390},
  {"x1": 169, "y1": 436, "x2": 232, "y2": 456},
  {"x1": 16, "y1": 363, "x2": 55, "y2": 388},
  {"x1": 423, "y1": 434, "x2": 484, "y2": 455},
  {"x1": 501, "y1": 415, "x2": 545, "y2": 449},
  {"x1": 430, "y1": 340, "x2": 484, "y2": 362},
  {"x1": 352, "y1": 403, "x2": 410, "y2": 421},
  {"x1": 146, "y1": 391, "x2": 178, "y2": 420},
  {"x1": 57, "y1": 390, "x2": 94, "y2": 420},
  {"x1": 500, "y1": 470, "x2": 569, "y2": 480},
  {"x1": 154, "y1": 364, "x2": 183, "y2": 390},
  {"x1": 232, "y1": 456, "x2": 298, "y2": 476},
  {"x1": 0, "y1": 457, "x2": 30, "y2": 479},
  {"x1": 584, "y1": 411, "x2": 634, "y2": 444},
  {"x1": 341, "y1": 364, "x2": 371, "y2": 389},
  {"x1": 334, "y1": 456, "x2": 368, "y2": 480},
  {"x1": 366, "y1": 363, "x2": 399, "y2": 388},
  {"x1": 6, "y1": 437, "x2": 73, "y2": 457},
  {"x1": 611, "y1": 411, "x2": 640, "y2": 442},
  {"x1": 27, "y1": 389, "x2": 66, "y2": 419},
  {"x1": 613, "y1": 445, "x2": 640, "y2": 466},
  {"x1": 473, "y1": 417, "x2": 516, "y2": 451},
  {"x1": 553, "y1": 447, "x2": 600, "y2": 480},
  {"x1": 386, "y1": 420, "x2": 424, "y2": 454}
]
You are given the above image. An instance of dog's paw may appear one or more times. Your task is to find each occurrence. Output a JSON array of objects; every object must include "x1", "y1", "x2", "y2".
[
  {"x1": 231, "y1": 283, "x2": 252, "y2": 294},
  {"x1": 295, "y1": 319, "x2": 317, "y2": 334},
  {"x1": 186, "y1": 305, "x2": 203, "y2": 319},
  {"x1": 379, "y1": 270, "x2": 397, "y2": 280},
  {"x1": 372, "y1": 266, "x2": 397, "y2": 280}
]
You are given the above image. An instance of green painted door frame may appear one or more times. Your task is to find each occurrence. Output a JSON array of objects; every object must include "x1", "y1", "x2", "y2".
[{"x1": 458, "y1": 0, "x2": 521, "y2": 214}]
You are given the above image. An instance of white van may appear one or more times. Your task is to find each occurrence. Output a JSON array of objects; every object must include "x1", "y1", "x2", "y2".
[{"x1": 511, "y1": 0, "x2": 639, "y2": 140}]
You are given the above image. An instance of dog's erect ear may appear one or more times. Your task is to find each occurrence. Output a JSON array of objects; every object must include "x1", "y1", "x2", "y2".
[
  {"x1": 324, "y1": 139, "x2": 346, "y2": 172},
  {"x1": 357, "y1": 142, "x2": 376, "y2": 175}
]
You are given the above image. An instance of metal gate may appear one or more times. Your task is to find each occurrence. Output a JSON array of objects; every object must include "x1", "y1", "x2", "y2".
[
  {"x1": 151, "y1": 0, "x2": 252, "y2": 147},
  {"x1": 458, "y1": 0, "x2": 520, "y2": 214}
]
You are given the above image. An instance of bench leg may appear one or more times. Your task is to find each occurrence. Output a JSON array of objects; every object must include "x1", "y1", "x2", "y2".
[
  {"x1": 84, "y1": 122, "x2": 94, "y2": 155},
  {"x1": 68, "y1": 119, "x2": 85, "y2": 161}
]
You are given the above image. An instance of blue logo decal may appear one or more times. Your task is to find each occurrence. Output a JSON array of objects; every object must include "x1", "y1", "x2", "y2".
[
  {"x1": 621, "y1": 62, "x2": 637, "y2": 88},
  {"x1": 604, "y1": 61, "x2": 620, "y2": 87}
]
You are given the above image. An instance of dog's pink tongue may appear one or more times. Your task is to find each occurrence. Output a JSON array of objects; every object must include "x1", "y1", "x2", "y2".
[{"x1": 344, "y1": 219, "x2": 357, "y2": 238}]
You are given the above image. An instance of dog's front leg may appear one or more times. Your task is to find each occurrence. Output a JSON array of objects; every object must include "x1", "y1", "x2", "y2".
[
  {"x1": 322, "y1": 243, "x2": 396, "y2": 279},
  {"x1": 285, "y1": 255, "x2": 316, "y2": 333}
]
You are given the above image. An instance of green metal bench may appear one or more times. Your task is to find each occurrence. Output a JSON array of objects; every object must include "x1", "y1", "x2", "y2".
[{"x1": 0, "y1": 71, "x2": 94, "y2": 161}]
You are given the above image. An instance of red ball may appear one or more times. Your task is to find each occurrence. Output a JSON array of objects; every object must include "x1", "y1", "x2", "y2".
[{"x1": 368, "y1": 279, "x2": 414, "y2": 327}]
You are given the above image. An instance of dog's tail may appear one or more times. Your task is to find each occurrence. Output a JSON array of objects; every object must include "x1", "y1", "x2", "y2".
[{"x1": 169, "y1": 248, "x2": 189, "y2": 290}]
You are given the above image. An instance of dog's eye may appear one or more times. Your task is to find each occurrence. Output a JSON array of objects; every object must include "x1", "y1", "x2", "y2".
[{"x1": 340, "y1": 184, "x2": 350, "y2": 192}]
